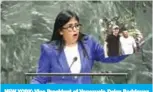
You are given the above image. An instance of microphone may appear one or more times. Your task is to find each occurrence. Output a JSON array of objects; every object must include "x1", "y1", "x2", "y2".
[{"x1": 69, "y1": 57, "x2": 77, "y2": 70}]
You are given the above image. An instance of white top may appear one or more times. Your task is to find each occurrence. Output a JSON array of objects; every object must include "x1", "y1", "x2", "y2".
[
  {"x1": 64, "y1": 43, "x2": 81, "y2": 73},
  {"x1": 120, "y1": 36, "x2": 136, "y2": 55}
]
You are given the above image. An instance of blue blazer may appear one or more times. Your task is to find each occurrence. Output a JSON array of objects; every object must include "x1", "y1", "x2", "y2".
[{"x1": 31, "y1": 35, "x2": 127, "y2": 84}]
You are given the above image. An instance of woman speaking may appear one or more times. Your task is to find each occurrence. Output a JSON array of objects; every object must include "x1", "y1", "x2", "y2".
[{"x1": 31, "y1": 10, "x2": 128, "y2": 84}]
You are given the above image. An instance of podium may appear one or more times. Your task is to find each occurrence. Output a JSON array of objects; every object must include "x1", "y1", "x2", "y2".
[{"x1": 24, "y1": 72, "x2": 128, "y2": 84}]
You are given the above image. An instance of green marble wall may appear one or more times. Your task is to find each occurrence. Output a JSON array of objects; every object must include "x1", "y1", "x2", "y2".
[{"x1": 1, "y1": 1, "x2": 152, "y2": 84}]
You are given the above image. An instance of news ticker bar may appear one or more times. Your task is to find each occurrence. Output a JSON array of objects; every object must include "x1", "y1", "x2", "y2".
[{"x1": 1, "y1": 84, "x2": 152, "y2": 92}]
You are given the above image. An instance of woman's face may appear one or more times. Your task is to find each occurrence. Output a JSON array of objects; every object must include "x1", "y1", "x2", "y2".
[{"x1": 60, "y1": 17, "x2": 81, "y2": 45}]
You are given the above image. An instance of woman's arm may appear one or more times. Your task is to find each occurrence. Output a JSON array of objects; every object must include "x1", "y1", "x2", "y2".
[
  {"x1": 31, "y1": 44, "x2": 51, "y2": 84},
  {"x1": 91, "y1": 37, "x2": 128, "y2": 63}
]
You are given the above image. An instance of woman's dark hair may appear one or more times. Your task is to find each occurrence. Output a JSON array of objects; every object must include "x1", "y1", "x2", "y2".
[
  {"x1": 51, "y1": 10, "x2": 79, "y2": 41},
  {"x1": 49, "y1": 10, "x2": 88, "y2": 58}
]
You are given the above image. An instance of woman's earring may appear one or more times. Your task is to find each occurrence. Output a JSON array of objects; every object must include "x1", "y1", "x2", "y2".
[{"x1": 60, "y1": 31, "x2": 63, "y2": 35}]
